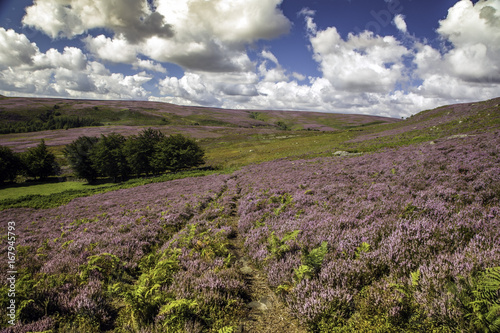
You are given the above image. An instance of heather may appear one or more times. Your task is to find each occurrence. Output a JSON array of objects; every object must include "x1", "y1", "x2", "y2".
[
  {"x1": 234, "y1": 131, "x2": 500, "y2": 331},
  {"x1": 0, "y1": 98, "x2": 499, "y2": 332},
  {"x1": 1, "y1": 174, "x2": 247, "y2": 331}
]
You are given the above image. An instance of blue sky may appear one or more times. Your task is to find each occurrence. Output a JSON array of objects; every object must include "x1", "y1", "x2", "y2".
[{"x1": 0, "y1": 0, "x2": 498, "y2": 118}]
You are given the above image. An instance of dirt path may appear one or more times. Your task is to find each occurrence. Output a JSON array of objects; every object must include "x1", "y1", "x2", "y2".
[{"x1": 225, "y1": 217, "x2": 308, "y2": 333}]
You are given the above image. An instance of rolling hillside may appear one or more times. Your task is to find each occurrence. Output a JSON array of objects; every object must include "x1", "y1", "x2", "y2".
[{"x1": 0, "y1": 97, "x2": 499, "y2": 332}]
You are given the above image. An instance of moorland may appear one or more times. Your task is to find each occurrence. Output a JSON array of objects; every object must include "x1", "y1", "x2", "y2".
[{"x1": 0, "y1": 95, "x2": 499, "y2": 332}]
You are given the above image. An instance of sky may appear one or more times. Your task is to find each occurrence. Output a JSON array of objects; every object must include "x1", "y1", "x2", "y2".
[{"x1": 0, "y1": 0, "x2": 499, "y2": 118}]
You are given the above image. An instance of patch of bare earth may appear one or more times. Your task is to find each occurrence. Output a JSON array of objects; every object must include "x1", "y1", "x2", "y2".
[{"x1": 226, "y1": 217, "x2": 307, "y2": 333}]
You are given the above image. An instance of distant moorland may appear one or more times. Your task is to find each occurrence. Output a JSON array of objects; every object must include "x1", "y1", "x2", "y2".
[{"x1": 0, "y1": 96, "x2": 499, "y2": 332}]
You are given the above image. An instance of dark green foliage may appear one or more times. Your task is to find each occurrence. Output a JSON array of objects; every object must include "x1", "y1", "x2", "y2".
[
  {"x1": 275, "y1": 121, "x2": 290, "y2": 131},
  {"x1": 63, "y1": 136, "x2": 99, "y2": 183},
  {"x1": 21, "y1": 140, "x2": 60, "y2": 180},
  {"x1": 152, "y1": 134, "x2": 205, "y2": 173},
  {"x1": 62, "y1": 130, "x2": 205, "y2": 182},
  {"x1": 0, "y1": 109, "x2": 101, "y2": 134},
  {"x1": 294, "y1": 241, "x2": 328, "y2": 282},
  {"x1": 267, "y1": 229, "x2": 301, "y2": 259},
  {"x1": 124, "y1": 128, "x2": 165, "y2": 176},
  {"x1": 0, "y1": 145, "x2": 21, "y2": 183},
  {"x1": 449, "y1": 267, "x2": 500, "y2": 333},
  {"x1": 117, "y1": 250, "x2": 180, "y2": 329},
  {"x1": 89, "y1": 133, "x2": 130, "y2": 182}
]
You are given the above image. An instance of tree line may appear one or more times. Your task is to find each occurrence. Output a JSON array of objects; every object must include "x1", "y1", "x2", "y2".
[
  {"x1": 0, "y1": 109, "x2": 102, "y2": 134},
  {"x1": 0, "y1": 129, "x2": 205, "y2": 184},
  {"x1": 0, "y1": 140, "x2": 60, "y2": 183}
]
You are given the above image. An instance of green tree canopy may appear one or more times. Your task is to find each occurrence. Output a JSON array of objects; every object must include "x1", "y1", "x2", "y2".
[
  {"x1": 90, "y1": 133, "x2": 129, "y2": 182},
  {"x1": 63, "y1": 136, "x2": 99, "y2": 183},
  {"x1": 152, "y1": 134, "x2": 205, "y2": 173},
  {"x1": 124, "y1": 128, "x2": 165, "y2": 176},
  {"x1": 21, "y1": 140, "x2": 60, "y2": 180},
  {"x1": 0, "y1": 145, "x2": 21, "y2": 183}
]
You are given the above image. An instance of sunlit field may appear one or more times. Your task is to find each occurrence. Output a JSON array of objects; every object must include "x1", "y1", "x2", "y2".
[{"x1": 1, "y1": 97, "x2": 499, "y2": 332}]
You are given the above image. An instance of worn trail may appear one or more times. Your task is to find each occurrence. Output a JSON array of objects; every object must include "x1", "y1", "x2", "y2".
[{"x1": 224, "y1": 182, "x2": 307, "y2": 333}]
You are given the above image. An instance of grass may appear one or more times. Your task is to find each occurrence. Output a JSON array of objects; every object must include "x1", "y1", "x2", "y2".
[
  {"x1": 0, "y1": 181, "x2": 112, "y2": 201},
  {"x1": 0, "y1": 168, "x2": 236, "y2": 210}
]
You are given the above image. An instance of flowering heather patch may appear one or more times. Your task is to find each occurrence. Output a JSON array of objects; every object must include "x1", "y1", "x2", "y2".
[
  {"x1": 235, "y1": 131, "x2": 500, "y2": 331},
  {"x1": 0, "y1": 174, "x2": 248, "y2": 331},
  {"x1": 1, "y1": 125, "x2": 499, "y2": 330}
]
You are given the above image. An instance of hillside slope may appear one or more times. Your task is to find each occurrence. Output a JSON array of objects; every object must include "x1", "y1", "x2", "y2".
[
  {"x1": 1, "y1": 120, "x2": 499, "y2": 332},
  {"x1": 0, "y1": 96, "x2": 399, "y2": 131}
]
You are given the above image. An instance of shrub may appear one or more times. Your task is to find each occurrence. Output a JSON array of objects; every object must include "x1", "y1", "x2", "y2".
[{"x1": 124, "y1": 128, "x2": 165, "y2": 176}]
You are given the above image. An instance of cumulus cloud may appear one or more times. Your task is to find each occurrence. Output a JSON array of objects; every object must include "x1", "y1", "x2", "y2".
[
  {"x1": 0, "y1": 28, "x2": 37, "y2": 67},
  {"x1": 139, "y1": 0, "x2": 291, "y2": 73},
  {"x1": 132, "y1": 59, "x2": 167, "y2": 73},
  {"x1": 413, "y1": 0, "x2": 500, "y2": 101},
  {"x1": 435, "y1": 0, "x2": 500, "y2": 83},
  {"x1": 393, "y1": 14, "x2": 407, "y2": 33},
  {"x1": 4, "y1": 0, "x2": 500, "y2": 118},
  {"x1": 0, "y1": 29, "x2": 153, "y2": 100},
  {"x1": 305, "y1": 13, "x2": 410, "y2": 93},
  {"x1": 22, "y1": 0, "x2": 173, "y2": 42},
  {"x1": 83, "y1": 35, "x2": 138, "y2": 64},
  {"x1": 26, "y1": 0, "x2": 291, "y2": 74}
]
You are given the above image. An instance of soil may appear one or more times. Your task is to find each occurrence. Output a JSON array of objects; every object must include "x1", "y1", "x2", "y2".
[{"x1": 226, "y1": 216, "x2": 308, "y2": 333}]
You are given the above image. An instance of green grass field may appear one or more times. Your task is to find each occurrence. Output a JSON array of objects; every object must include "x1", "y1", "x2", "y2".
[{"x1": 0, "y1": 181, "x2": 113, "y2": 201}]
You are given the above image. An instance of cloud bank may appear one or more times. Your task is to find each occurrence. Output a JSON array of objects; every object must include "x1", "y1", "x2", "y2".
[{"x1": 0, "y1": 0, "x2": 499, "y2": 118}]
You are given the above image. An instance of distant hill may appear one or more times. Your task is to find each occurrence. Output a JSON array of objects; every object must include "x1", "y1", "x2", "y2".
[{"x1": 0, "y1": 96, "x2": 399, "y2": 132}]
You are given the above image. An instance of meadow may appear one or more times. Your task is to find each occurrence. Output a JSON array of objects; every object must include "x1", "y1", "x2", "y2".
[{"x1": 0, "y1": 96, "x2": 499, "y2": 332}]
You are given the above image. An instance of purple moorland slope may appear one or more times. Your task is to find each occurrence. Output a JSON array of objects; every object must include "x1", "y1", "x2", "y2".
[{"x1": 1, "y1": 124, "x2": 499, "y2": 331}]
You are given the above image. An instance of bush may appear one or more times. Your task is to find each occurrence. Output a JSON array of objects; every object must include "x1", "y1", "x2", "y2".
[
  {"x1": 63, "y1": 130, "x2": 204, "y2": 183},
  {"x1": 124, "y1": 128, "x2": 165, "y2": 176}
]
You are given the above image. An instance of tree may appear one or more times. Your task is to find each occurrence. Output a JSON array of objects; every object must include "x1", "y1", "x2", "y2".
[
  {"x1": 124, "y1": 128, "x2": 165, "y2": 176},
  {"x1": 89, "y1": 133, "x2": 129, "y2": 182},
  {"x1": 152, "y1": 134, "x2": 205, "y2": 173},
  {"x1": 64, "y1": 136, "x2": 99, "y2": 183},
  {"x1": 21, "y1": 140, "x2": 60, "y2": 180},
  {"x1": 0, "y1": 145, "x2": 21, "y2": 183}
]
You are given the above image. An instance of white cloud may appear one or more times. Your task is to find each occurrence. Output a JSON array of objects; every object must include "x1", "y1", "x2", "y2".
[
  {"x1": 292, "y1": 72, "x2": 306, "y2": 81},
  {"x1": 307, "y1": 19, "x2": 410, "y2": 93},
  {"x1": 156, "y1": 0, "x2": 290, "y2": 44},
  {"x1": 158, "y1": 72, "x2": 222, "y2": 106},
  {"x1": 132, "y1": 59, "x2": 167, "y2": 73},
  {"x1": 4, "y1": 0, "x2": 500, "y2": 119},
  {"x1": 33, "y1": 47, "x2": 88, "y2": 71},
  {"x1": 393, "y1": 14, "x2": 407, "y2": 33},
  {"x1": 141, "y1": 0, "x2": 290, "y2": 73},
  {"x1": 258, "y1": 50, "x2": 289, "y2": 82},
  {"x1": 22, "y1": 0, "x2": 173, "y2": 42},
  {"x1": 0, "y1": 29, "x2": 153, "y2": 100},
  {"x1": 0, "y1": 28, "x2": 37, "y2": 67},
  {"x1": 413, "y1": 0, "x2": 500, "y2": 101},
  {"x1": 84, "y1": 35, "x2": 138, "y2": 64},
  {"x1": 26, "y1": 0, "x2": 290, "y2": 75}
]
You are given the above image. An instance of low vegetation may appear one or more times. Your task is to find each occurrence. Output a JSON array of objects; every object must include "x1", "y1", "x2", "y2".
[
  {"x1": 0, "y1": 96, "x2": 499, "y2": 332},
  {"x1": 0, "y1": 108, "x2": 101, "y2": 134}
]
